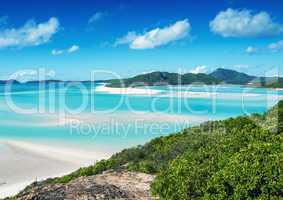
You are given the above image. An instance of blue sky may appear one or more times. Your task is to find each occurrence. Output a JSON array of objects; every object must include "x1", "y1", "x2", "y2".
[{"x1": 0, "y1": 0, "x2": 283, "y2": 81}]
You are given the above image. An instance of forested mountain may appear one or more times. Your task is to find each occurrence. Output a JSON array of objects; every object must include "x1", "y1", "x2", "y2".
[
  {"x1": 107, "y1": 71, "x2": 220, "y2": 87},
  {"x1": 209, "y1": 68, "x2": 256, "y2": 84},
  {"x1": 107, "y1": 68, "x2": 283, "y2": 88}
]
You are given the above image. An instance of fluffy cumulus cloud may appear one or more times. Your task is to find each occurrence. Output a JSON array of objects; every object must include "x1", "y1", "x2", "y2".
[
  {"x1": 9, "y1": 69, "x2": 56, "y2": 83},
  {"x1": 245, "y1": 46, "x2": 258, "y2": 54},
  {"x1": 115, "y1": 19, "x2": 191, "y2": 49},
  {"x1": 88, "y1": 12, "x2": 107, "y2": 24},
  {"x1": 0, "y1": 17, "x2": 59, "y2": 48},
  {"x1": 210, "y1": 8, "x2": 283, "y2": 37},
  {"x1": 268, "y1": 40, "x2": 283, "y2": 52},
  {"x1": 190, "y1": 65, "x2": 208, "y2": 74},
  {"x1": 51, "y1": 45, "x2": 79, "y2": 55},
  {"x1": 68, "y1": 45, "x2": 79, "y2": 53}
]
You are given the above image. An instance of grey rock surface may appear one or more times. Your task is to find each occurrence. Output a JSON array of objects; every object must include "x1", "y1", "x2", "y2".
[{"x1": 14, "y1": 170, "x2": 155, "y2": 200}]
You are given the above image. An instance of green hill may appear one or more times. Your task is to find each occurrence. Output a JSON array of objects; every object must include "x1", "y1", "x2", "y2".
[
  {"x1": 0, "y1": 80, "x2": 20, "y2": 84},
  {"x1": 107, "y1": 71, "x2": 220, "y2": 87},
  {"x1": 13, "y1": 100, "x2": 282, "y2": 200},
  {"x1": 106, "y1": 68, "x2": 283, "y2": 88},
  {"x1": 210, "y1": 68, "x2": 256, "y2": 85}
]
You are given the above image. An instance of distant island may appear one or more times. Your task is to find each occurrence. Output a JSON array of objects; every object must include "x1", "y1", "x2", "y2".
[
  {"x1": 106, "y1": 68, "x2": 283, "y2": 88},
  {"x1": 106, "y1": 71, "x2": 220, "y2": 87},
  {"x1": 0, "y1": 80, "x2": 20, "y2": 84},
  {"x1": 1, "y1": 68, "x2": 282, "y2": 88}
]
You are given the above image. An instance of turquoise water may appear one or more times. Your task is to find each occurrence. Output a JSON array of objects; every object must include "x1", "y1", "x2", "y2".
[{"x1": 0, "y1": 83, "x2": 282, "y2": 152}]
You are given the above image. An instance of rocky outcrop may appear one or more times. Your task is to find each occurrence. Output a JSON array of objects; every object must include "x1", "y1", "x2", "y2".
[{"x1": 13, "y1": 170, "x2": 155, "y2": 200}]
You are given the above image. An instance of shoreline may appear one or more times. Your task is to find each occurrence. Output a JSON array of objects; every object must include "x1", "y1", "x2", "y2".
[
  {"x1": 0, "y1": 140, "x2": 111, "y2": 198},
  {"x1": 95, "y1": 85, "x2": 162, "y2": 95},
  {"x1": 94, "y1": 85, "x2": 283, "y2": 100}
]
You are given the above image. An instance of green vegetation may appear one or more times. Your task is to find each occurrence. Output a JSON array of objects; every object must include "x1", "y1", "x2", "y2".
[
  {"x1": 26, "y1": 101, "x2": 282, "y2": 200},
  {"x1": 107, "y1": 71, "x2": 220, "y2": 87},
  {"x1": 264, "y1": 78, "x2": 283, "y2": 88},
  {"x1": 209, "y1": 68, "x2": 256, "y2": 85},
  {"x1": 152, "y1": 122, "x2": 282, "y2": 199},
  {"x1": 106, "y1": 68, "x2": 283, "y2": 88},
  {"x1": 266, "y1": 82, "x2": 283, "y2": 88}
]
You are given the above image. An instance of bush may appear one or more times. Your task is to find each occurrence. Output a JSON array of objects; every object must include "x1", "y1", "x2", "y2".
[{"x1": 39, "y1": 101, "x2": 283, "y2": 200}]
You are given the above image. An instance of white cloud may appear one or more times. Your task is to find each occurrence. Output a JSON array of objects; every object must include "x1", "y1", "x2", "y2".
[
  {"x1": 88, "y1": 12, "x2": 107, "y2": 24},
  {"x1": 68, "y1": 45, "x2": 80, "y2": 53},
  {"x1": 115, "y1": 19, "x2": 191, "y2": 49},
  {"x1": 268, "y1": 40, "x2": 283, "y2": 52},
  {"x1": 51, "y1": 45, "x2": 79, "y2": 55},
  {"x1": 115, "y1": 32, "x2": 138, "y2": 46},
  {"x1": 51, "y1": 49, "x2": 64, "y2": 55},
  {"x1": 0, "y1": 17, "x2": 59, "y2": 49},
  {"x1": 244, "y1": 40, "x2": 283, "y2": 54},
  {"x1": 9, "y1": 69, "x2": 56, "y2": 83},
  {"x1": 190, "y1": 65, "x2": 208, "y2": 74},
  {"x1": 245, "y1": 46, "x2": 258, "y2": 54},
  {"x1": 210, "y1": 8, "x2": 283, "y2": 37}
]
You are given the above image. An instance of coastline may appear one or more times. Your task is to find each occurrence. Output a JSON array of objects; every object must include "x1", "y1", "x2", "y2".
[
  {"x1": 0, "y1": 111, "x2": 209, "y2": 198},
  {"x1": 95, "y1": 85, "x2": 283, "y2": 100},
  {"x1": 1, "y1": 85, "x2": 282, "y2": 198},
  {"x1": 95, "y1": 84, "x2": 162, "y2": 95},
  {"x1": 0, "y1": 140, "x2": 111, "y2": 198}
]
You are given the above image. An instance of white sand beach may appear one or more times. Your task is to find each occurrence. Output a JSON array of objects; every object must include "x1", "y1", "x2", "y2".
[
  {"x1": 0, "y1": 111, "x2": 212, "y2": 198},
  {"x1": 94, "y1": 85, "x2": 283, "y2": 100},
  {"x1": 95, "y1": 85, "x2": 162, "y2": 95},
  {"x1": 0, "y1": 140, "x2": 111, "y2": 198}
]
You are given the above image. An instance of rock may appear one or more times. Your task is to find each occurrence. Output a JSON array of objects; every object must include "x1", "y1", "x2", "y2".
[{"x1": 14, "y1": 170, "x2": 155, "y2": 200}]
